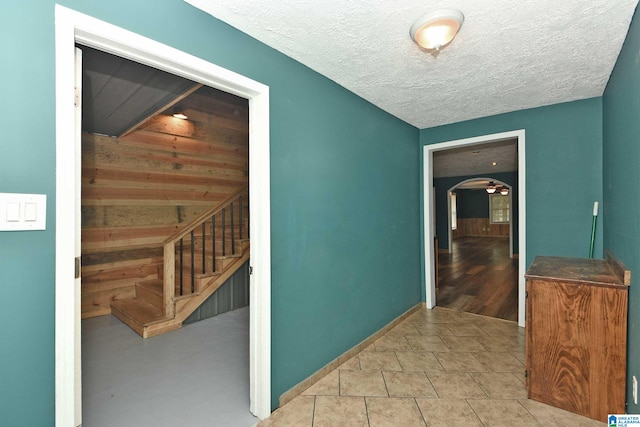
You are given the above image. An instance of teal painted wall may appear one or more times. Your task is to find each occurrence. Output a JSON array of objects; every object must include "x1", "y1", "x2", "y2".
[
  {"x1": 421, "y1": 98, "x2": 604, "y2": 277},
  {"x1": 603, "y1": 4, "x2": 640, "y2": 413},
  {"x1": 0, "y1": 3, "x2": 57, "y2": 426},
  {"x1": 0, "y1": 1, "x2": 421, "y2": 424},
  {"x1": 457, "y1": 189, "x2": 490, "y2": 218}
]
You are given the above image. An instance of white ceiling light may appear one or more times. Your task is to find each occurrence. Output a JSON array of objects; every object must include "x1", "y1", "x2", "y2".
[
  {"x1": 172, "y1": 106, "x2": 188, "y2": 120},
  {"x1": 410, "y1": 9, "x2": 464, "y2": 52}
]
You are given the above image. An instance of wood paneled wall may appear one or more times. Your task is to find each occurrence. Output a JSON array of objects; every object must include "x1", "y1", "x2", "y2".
[
  {"x1": 455, "y1": 218, "x2": 509, "y2": 238},
  {"x1": 81, "y1": 95, "x2": 248, "y2": 318}
]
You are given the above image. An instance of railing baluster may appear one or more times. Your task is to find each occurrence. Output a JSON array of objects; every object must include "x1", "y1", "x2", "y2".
[
  {"x1": 222, "y1": 208, "x2": 226, "y2": 256},
  {"x1": 201, "y1": 223, "x2": 206, "y2": 274},
  {"x1": 162, "y1": 187, "x2": 247, "y2": 319},
  {"x1": 212, "y1": 215, "x2": 216, "y2": 272},
  {"x1": 231, "y1": 200, "x2": 235, "y2": 254},
  {"x1": 239, "y1": 196, "x2": 243, "y2": 240},
  {"x1": 179, "y1": 238, "x2": 184, "y2": 296},
  {"x1": 190, "y1": 230, "x2": 195, "y2": 293}
]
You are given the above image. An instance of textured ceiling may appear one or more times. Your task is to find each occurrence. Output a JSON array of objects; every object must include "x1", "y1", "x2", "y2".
[{"x1": 185, "y1": 0, "x2": 638, "y2": 129}]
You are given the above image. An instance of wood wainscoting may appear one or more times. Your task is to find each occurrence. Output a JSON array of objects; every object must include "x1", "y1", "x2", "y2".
[
  {"x1": 455, "y1": 218, "x2": 509, "y2": 238},
  {"x1": 81, "y1": 88, "x2": 248, "y2": 319}
]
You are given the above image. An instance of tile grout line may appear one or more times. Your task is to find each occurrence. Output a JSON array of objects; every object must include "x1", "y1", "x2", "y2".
[
  {"x1": 413, "y1": 397, "x2": 428, "y2": 426},
  {"x1": 465, "y1": 398, "x2": 488, "y2": 426}
]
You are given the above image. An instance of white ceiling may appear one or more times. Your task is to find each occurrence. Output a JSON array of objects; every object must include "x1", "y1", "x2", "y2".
[{"x1": 185, "y1": 0, "x2": 638, "y2": 129}]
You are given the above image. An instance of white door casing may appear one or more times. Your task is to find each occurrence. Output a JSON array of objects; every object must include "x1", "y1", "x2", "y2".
[
  {"x1": 423, "y1": 130, "x2": 526, "y2": 327},
  {"x1": 74, "y1": 46, "x2": 83, "y2": 427},
  {"x1": 55, "y1": 5, "x2": 272, "y2": 426}
]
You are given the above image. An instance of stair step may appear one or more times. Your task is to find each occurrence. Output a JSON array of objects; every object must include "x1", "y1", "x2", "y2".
[
  {"x1": 111, "y1": 298, "x2": 171, "y2": 337},
  {"x1": 136, "y1": 279, "x2": 163, "y2": 310}
]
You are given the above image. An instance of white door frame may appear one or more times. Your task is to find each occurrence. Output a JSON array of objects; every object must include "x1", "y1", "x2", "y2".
[
  {"x1": 423, "y1": 130, "x2": 526, "y2": 327},
  {"x1": 446, "y1": 178, "x2": 513, "y2": 258},
  {"x1": 54, "y1": 5, "x2": 272, "y2": 426}
]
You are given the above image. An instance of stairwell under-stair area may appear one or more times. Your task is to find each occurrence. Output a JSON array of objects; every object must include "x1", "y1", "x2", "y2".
[{"x1": 110, "y1": 186, "x2": 250, "y2": 338}]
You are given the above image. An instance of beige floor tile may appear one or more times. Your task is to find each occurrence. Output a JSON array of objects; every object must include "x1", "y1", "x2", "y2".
[
  {"x1": 416, "y1": 309, "x2": 458, "y2": 324},
  {"x1": 412, "y1": 323, "x2": 454, "y2": 336},
  {"x1": 513, "y1": 369, "x2": 526, "y2": 384},
  {"x1": 302, "y1": 369, "x2": 339, "y2": 396},
  {"x1": 386, "y1": 322, "x2": 420, "y2": 336},
  {"x1": 474, "y1": 334, "x2": 522, "y2": 352},
  {"x1": 415, "y1": 398, "x2": 483, "y2": 426},
  {"x1": 366, "y1": 397, "x2": 426, "y2": 427},
  {"x1": 358, "y1": 351, "x2": 402, "y2": 371},
  {"x1": 258, "y1": 308, "x2": 552, "y2": 427},
  {"x1": 405, "y1": 335, "x2": 450, "y2": 352},
  {"x1": 472, "y1": 351, "x2": 524, "y2": 372},
  {"x1": 340, "y1": 370, "x2": 388, "y2": 397},
  {"x1": 511, "y1": 350, "x2": 526, "y2": 364},
  {"x1": 313, "y1": 396, "x2": 368, "y2": 427},
  {"x1": 395, "y1": 351, "x2": 444, "y2": 372},
  {"x1": 338, "y1": 355, "x2": 361, "y2": 370},
  {"x1": 471, "y1": 372, "x2": 527, "y2": 399},
  {"x1": 382, "y1": 371, "x2": 438, "y2": 397},
  {"x1": 258, "y1": 395, "x2": 314, "y2": 427},
  {"x1": 467, "y1": 399, "x2": 538, "y2": 426},
  {"x1": 477, "y1": 321, "x2": 522, "y2": 337},
  {"x1": 445, "y1": 323, "x2": 488, "y2": 337},
  {"x1": 374, "y1": 335, "x2": 412, "y2": 351},
  {"x1": 518, "y1": 399, "x2": 606, "y2": 426},
  {"x1": 448, "y1": 311, "x2": 491, "y2": 326},
  {"x1": 435, "y1": 352, "x2": 488, "y2": 372},
  {"x1": 440, "y1": 335, "x2": 488, "y2": 352},
  {"x1": 427, "y1": 372, "x2": 488, "y2": 399}
]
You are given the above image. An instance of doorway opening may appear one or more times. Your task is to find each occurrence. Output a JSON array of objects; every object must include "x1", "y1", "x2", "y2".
[
  {"x1": 55, "y1": 5, "x2": 272, "y2": 425},
  {"x1": 437, "y1": 178, "x2": 517, "y2": 321},
  {"x1": 78, "y1": 44, "x2": 255, "y2": 425},
  {"x1": 423, "y1": 130, "x2": 526, "y2": 327}
]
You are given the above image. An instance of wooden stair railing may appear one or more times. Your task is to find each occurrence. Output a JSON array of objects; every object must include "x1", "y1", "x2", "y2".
[
  {"x1": 162, "y1": 186, "x2": 249, "y2": 319},
  {"x1": 110, "y1": 185, "x2": 249, "y2": 337}
]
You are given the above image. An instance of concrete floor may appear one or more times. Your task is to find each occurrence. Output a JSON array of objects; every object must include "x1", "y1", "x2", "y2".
[{"x1": 82, "y1": 306, "x2": 258, "y2": 427}]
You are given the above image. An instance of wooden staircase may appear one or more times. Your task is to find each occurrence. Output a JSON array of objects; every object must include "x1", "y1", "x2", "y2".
[{"x1": 111, "y1": 187, "x2": 249, "y2": 338}]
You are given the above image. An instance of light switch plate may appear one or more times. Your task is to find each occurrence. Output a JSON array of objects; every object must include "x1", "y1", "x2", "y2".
[{"x1": 0, "y1": 193, "x2": 47, "y2": 231}]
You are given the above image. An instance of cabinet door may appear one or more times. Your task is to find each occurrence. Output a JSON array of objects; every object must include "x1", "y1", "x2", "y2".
[
  {"x1": 527, "y1": 279, "x2": 591, "y2": 416},
  {"x1": 588, "y1": 286, "x2": 627, "y2": 419}
]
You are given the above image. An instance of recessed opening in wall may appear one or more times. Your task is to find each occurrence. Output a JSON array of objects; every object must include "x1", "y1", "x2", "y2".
[
  {"x1": 423, "y1": 131, "x2": 526, "y2": 326},
  {"x1": 55, "y1": 6, "x2": 271, "y2": 425},
  {"x1": 79, "y1": 44, "x2": 255, "y2": 425}
]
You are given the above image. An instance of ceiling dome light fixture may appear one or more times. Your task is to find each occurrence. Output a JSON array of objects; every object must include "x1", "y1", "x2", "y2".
[
  {"x1": 410, "y1": 9, "x2": 464, "y2": 53},
  {"x1": 486, "y1": 182, "x2": 496, "y2": 194}
]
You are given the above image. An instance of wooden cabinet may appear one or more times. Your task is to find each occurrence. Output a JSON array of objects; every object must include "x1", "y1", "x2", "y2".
[{"x1": 525, "y1": 254, "x2": 630, "y2": 422}]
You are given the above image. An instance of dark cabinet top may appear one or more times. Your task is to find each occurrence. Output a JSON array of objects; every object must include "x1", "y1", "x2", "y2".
[{"x1": 525, "y1": 255, "x2": 630, "y2": 289}]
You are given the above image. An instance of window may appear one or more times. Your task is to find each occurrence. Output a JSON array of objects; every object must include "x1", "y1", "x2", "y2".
[
  {"x1": 490, "y1": 194, "x2": 510, "y2": 224},
  {"x1": 450, "y1": 192, "x2": 457, "y2": 230}
]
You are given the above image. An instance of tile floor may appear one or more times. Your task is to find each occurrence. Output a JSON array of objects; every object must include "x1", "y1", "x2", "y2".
[{"x1": 259, "y1": 307, "x2": 605, "y2": 426}]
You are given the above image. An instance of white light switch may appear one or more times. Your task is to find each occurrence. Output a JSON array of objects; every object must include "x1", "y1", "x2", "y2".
[
  {"x1": 24, "y1": 203, "x2": 37, "y2": 221},
  {"x1": 6, "y1": 202, "x2": 20, "y2": 222},
  {"x1": 0, "y1": 193, "x2": 47, "y2": 231}
]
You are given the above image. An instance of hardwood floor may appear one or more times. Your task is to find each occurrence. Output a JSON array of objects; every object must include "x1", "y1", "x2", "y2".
[{"x1": 437, "y1": 236, "x2": 518, "y2": 321}]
